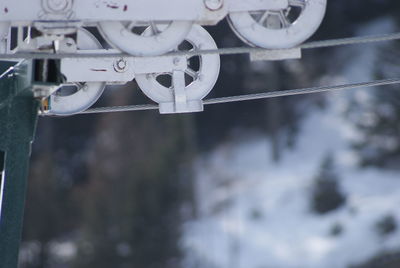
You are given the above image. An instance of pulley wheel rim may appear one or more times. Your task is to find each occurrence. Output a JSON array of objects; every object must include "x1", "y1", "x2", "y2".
[
  {"x1": 48, "y1": 28, "x2": 106, "y2": 116},
  {"x1": 228, "y1": 0, "x2": 327, "y2": 49},
  {"x1": 98, "y1": 20, "x2": 192, "y2": 56}
]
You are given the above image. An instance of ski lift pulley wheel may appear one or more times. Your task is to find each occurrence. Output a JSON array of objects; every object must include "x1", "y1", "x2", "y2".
[
  {"x1": 47, "y1": 28, "x2": 106, "y2": 116},
  {"x1": 228, "y1": 0, "x2": 327, "y2": 49},
  {"x1": 98, "y1": 20, "x2": 193, "y2": 56},
  {"x1": 135, "y1": 25, "x2": 220, "y2": 105}
]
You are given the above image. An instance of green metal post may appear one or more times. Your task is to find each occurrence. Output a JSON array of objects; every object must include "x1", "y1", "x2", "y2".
[{"x1": 0, "y1": 60, "x2": 39, "y2": 268}]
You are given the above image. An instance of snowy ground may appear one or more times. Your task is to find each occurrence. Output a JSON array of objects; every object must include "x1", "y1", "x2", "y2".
[{"x1": 183, "y1": 18, "x2": 400, "y2": 268}]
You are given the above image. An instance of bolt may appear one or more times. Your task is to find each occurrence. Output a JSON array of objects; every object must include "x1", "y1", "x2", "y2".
[
  {"x1": 173, "y1": 57, "x2": 181, "y2": 66},
  {"x1": 204, "y1": 0, "x2": 223, "y2": 11},
  {"x1": 114, "y1": 59, "x2": 128, "y2": 73},
  {"x1": 46, "y1": 0, "x2": 70, "y2": 12}
]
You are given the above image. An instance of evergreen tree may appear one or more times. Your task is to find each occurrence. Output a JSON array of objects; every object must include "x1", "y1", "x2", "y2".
[{"x1": 311, "y1": 154, "x2": 346, "y2": 214}]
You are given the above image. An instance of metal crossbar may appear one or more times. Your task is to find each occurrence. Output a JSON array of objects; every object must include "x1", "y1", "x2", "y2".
[{"x1": 0, "y1": 31, "x2": 399, "y2": 59}]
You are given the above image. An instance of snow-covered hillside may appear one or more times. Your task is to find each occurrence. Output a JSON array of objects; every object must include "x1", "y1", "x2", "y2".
[{"x1": 183, "y1": 18, "x2": 400, "y2": 268}]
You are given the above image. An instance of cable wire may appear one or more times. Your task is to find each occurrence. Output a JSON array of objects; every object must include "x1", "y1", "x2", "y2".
[
  {"x1": 2, "y1": 32, "x2": 400, "y2": 59},
  {"x1": 75, "y1": 78, "x2": 400, "y2": 115}
]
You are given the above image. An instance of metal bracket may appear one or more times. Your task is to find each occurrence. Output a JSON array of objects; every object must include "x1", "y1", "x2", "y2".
[
  {"x1": 60, "y1": 49, "x2": 188, "y2": 83},
  {"x1": 159, "y1": 70, "x2": 204, "y2": 114},
  {"x1": 250, "y1": 47, "x2": 302, "y2": 61},
  {"x1": 228, "y1": 0, "x2": 288, "y2": 12}
]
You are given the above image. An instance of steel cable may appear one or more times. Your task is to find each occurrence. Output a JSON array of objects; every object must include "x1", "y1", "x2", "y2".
[
  {"x1": 75, "y1": 78, "x2": 400, "y2": 115},
  {"x1": 1, "y1": 31, "x2": 400, "y2": 59}
]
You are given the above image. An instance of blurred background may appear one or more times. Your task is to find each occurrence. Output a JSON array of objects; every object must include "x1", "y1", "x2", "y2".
[{"x1": 19, "y1": 0, "x2": 400, "y2": 267}]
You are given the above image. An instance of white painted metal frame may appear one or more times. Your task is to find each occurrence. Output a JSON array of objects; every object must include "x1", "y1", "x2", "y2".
[
  {"x1": 0, "y1": 0, "x2": 327, "y2": 56},
  {"x1": 0, "y1": 0, "x2": 290, "y2": 24},
  {"x1": 60, "y1": 50, "x2": 188, "y2": 83}
]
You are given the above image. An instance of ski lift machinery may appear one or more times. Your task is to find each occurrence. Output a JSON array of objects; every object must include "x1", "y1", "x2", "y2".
[
  {"x1": 2, "y1": 1, "x2": 400, "y2": 266},
  {"x1": 0, "y1": 0, "x2": 327, "y2": 115}
]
